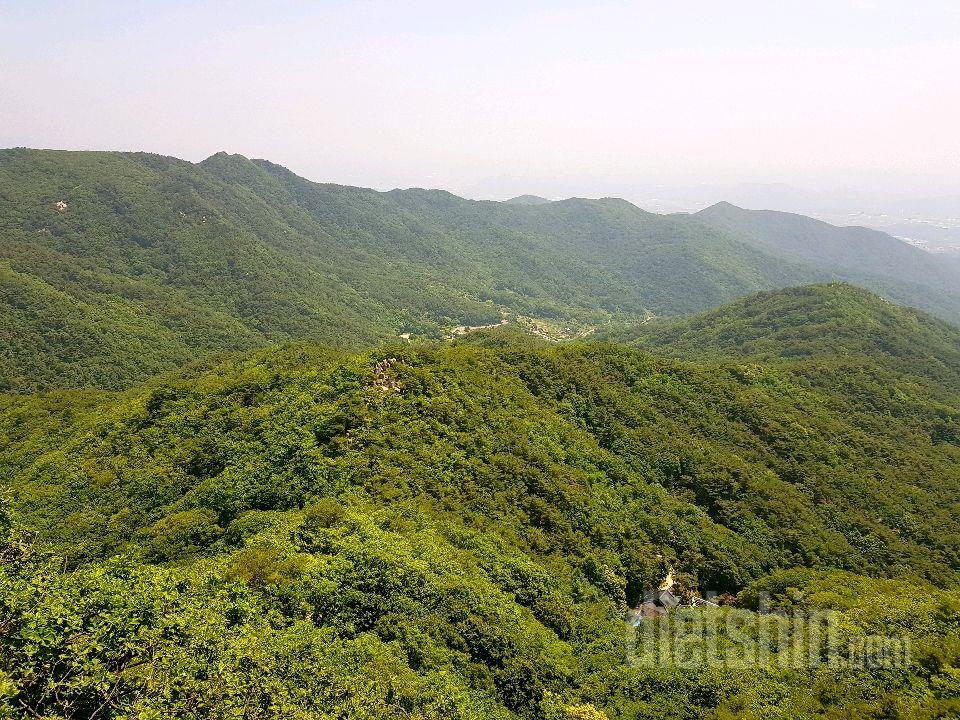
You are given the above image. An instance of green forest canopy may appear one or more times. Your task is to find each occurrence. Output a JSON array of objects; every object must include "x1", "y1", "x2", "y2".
[
  {"x1": 3, "y1": 148, "x2": 960, "y2": 393},
  {"x1": 3, "y1": 284, "x2": 960, "y2": 718}
]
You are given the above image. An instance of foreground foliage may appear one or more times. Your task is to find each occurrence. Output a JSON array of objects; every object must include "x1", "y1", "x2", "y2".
[{"x1": 3, "y1": 285, "x2": 959, "y2": 717}]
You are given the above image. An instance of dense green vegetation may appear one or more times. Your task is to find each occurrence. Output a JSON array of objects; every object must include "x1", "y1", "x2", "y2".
[
  {"x1": 3, "y1": 143, "x2": 959, "y2": 717},
  {"x1": 3, "y1": 284, "x2": 960, "y2": 717},
  {"x1": 613, "y1": 283, "x2": 960, "y2": 392},
  {"x1": 3, "y1": 148, "x2": 958, "y2": 393}
]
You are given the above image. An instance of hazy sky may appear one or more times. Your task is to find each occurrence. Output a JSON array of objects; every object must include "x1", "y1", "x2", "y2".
[{"x1": 2, "y1": 1, "x2": 959, "y2": 199}]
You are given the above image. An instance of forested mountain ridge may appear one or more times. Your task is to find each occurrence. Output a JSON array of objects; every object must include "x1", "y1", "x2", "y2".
[
  {"x1": 692, "y1": 200, "x2": 960, "y2": 320},
  {"x1": 3, "y1": 295, "x2": 960, "y2": 717},
  {"x1": 4, "y1": 148, "x2": 958, "y2": 394},
  {"x1": 504, "y1": 195, "x2": 552, "y2": 205},
  {"x1": 613, "y1": 283, "x2": 960, "y2": 392},
  {"x1": 8, "y1": 330, "x2": 958, "y2": 583},
  {"x1": 4, "y1": 149, "x2": 960, "y2": 716},
  {"x1": 0, "y1": 148, "x2": 800, "y2": 392}
]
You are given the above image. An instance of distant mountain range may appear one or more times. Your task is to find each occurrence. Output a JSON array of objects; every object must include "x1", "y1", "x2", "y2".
[
  {"x1": 629, "y1": 182, "x2": 960, "y2": 256},
  {"x1": 690, "y1": 201, "x2": 960, "y2": 319},
  {"x1": 2, "y1": 148, "x2": 959, "y2": 392}
]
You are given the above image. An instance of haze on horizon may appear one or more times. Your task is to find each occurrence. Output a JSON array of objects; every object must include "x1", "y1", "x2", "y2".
[{"x1": 1, "y1": 0, "x2": 959, "y2": 207}]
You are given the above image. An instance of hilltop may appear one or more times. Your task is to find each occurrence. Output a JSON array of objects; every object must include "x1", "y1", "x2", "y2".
[
  {"x1": 3, "y1": 317, "x2": 960, "y2": 718},
  {"x1": 504, "y1": 194, "x2": 552, "y2": 205},
  {"x1": 615, "y1": 283, "x2": 960, "y2": 391}
]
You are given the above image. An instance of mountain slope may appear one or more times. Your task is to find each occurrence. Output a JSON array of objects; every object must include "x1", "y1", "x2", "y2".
[
  {"x1": 616, "y1": 283, "x2": 960, "y2": 392},
  {"x1": 3, "y1": 332, "x2": 960, "y2": 718},
  {"x1": 693, "y1": 201, "x2": 960, "y2": 320},
  {"x1": 0, "y1": 148, "x2": 830, "y2": 392},
  {"x1": 6, "y1": 332, "x2": 960, "y2": 585},
  {"x1": 4, "y1": 148, "x2": 959, "y2": 394}
]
